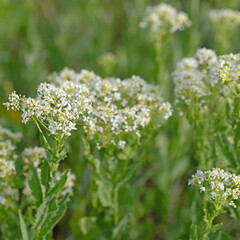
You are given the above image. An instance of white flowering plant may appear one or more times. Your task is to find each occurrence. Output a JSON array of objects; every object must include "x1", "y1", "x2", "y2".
[
  {"x1": 173, "y1": 48, "x2": 240, "y2": 238},
  {"x1": 49, "y1": 68, "x2": 172, "y2": 239},
  {"x1": 4, "y1": 81, "x2": 82, "y2": 239},
  {"x1": 140, "y1": 3, "x2": 191, "y2": 83},
  {"x1": 3, "y1": 1, "x2": 240, "y2": 239},
  {"x1": 0, "y1": 123, "x2": 75, "y2": 240},
  {"x1": 189, "y1": 168, "x2": 240, "y2": 239},
  {"x1": 3, "y1": 67, "x2": 171, "y2": 239},
  {"x1": 173, "y1": 48, "x2": 240, "y2": 169}
]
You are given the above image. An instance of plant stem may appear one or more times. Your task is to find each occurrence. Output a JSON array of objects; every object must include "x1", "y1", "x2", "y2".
[{"x1": 113, "y1": 186, "x2": 119, "y2": 226}]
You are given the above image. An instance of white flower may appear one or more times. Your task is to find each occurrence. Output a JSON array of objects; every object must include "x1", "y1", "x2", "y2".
[
  {"x1": 140, "y1": 3, "x2": 191, "y2": 34},
  {"x1": 209, "y1": 9, "x2": 240, "y2": 27}
]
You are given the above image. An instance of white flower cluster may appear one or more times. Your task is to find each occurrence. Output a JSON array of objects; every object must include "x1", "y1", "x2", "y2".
[
  {"x1": 21, "y1": 146, "x2": 46, "y2": 171},
  {"x1": 50, "y1": 68, "x2": 172, "y2": 148},
  {"x1": 189, "y1": 168, "x2": 240, "y2": 208},
  {"x1": 209, "y1": 9, "x2": 240, "y2": 28},
  {"x1": 172, "y1": 48, "x2": 240, "y2": 105},
  {"x1": 140, "y1": 3, "x2": 191, "y2": 34},
  {"x1": 173, "y1": 48, "x2": 218, "y2": 103},
  {"x1": 0, "y1": 126, "x2": 21, "y2": 206},
  {"x1": 0, "y1": 182, "x2": 19, "y2": 206},
  {"x1": 0, "y1": 126, "x2": 21, "y2": 179},
  {"x1": 4, "y1": 81, "x2": 92, "y2": 137},
  {"x1": 217, "y1": 53, "x2": 240, "y2": 85}
]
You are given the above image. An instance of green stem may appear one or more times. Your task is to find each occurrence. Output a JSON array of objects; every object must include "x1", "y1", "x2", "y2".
[
  {"x1": 35, "y1": 228, "x2": 40, "y2": 240},
  {"x1": 113, "y1": 186, "x2": 119, "y2": 226},
  {"x1": 154, "y1": 38, "x2": 162, "y2": 84},
  {"x1": 202, "y1": 205, "x2": 222, "y2": 240}
]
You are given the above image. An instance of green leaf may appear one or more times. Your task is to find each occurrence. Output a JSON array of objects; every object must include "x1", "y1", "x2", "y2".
[
  {"x1": 38, "y1": 195, "x2": 69, "y2": 238},
  {"x1": 28, "y1": 165, "x2": 43, "y2": 207},
  {"x1": 57, "y1": 146, "x2": 69, "y2": 163},
  {"x1": 210, "y1": 222, "x2": 223, "y2": 233},
  {"x1": 33, "y1": 197, "x2": 50, "y2": 229},
  {"x1": 41, "y1": 160, "x2": 51, "y2": 190},
  {"x1": 19, "y1": 210, "x2": 29, "y2": 240},
  {"x1": 190, "y1": 223, "x2": 198, "y2": 240},
  {"x1": 226, "y1": 102, "x2": 235, "y2": 126},
  {"x1": 112, "y1": 216, "x2": 129, "y2": 239},
  {"x1": 47, "y1": 169, "x2": 69, "y2": 197},
  {"x1": 215, "y1": 133, "x2": 238, "y2": 168},
  {"x1": 79, "y1": 217, "x2": 96, "y2": 235},
  {"x1": 97, "y1": 181, "x2": 112, "y2": 207},
  {"x1": 171, "y1": 157, "x2": 190, "y2": 183},
  {"x1": 117, "y1": 160, "x2": 139, "y2": 188}
]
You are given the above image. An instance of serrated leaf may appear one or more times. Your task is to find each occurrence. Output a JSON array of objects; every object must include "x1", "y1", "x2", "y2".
[
  {"x1": 210, "y1": 222, "x2": 223, "y2": 233},
  {"x1": 28, "y1": 165, "x2": 43, "y2": 207},
  {"x1": 57, "y1": 146, "x2": 69, "y2": 162},
  {"x1": 38, "y1": 196, "x2": 69, "y2": 238},
  {"x1": 19, "y1": 210, "x2": 29, "y2": 240},
  {"x1": 33, "y1": 197, "x2": 50, "y2": 229},
  {"x1": 47, "y1": 169, "x2": 69, "y2": 197}
]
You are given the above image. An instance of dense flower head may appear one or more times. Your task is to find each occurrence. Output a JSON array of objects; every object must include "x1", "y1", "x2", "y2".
[
  {"x1": 21, "y1": 146, "x2": 47, "y2": 171},
  {"x1": 173, "y1": 48, "x2": 218, "y2": 103},
  {"x1": 140, "y1": 3, "x2": 191, "y2": 34},
  {"x1": 4, "y1": 81, "x2": 92, "y2": 137},
  {"x1": 195, "y1": 48, "x2": 218, "y2": 70},
  {"x1": 189, "y1": 168, "x2": 240, "y2": 208},
  {"x1": 172, "y1": 48, "x2": 240, "y2": 105},
  {"x1": 209, "y1": 9, "x2": 240, "y2": 27},
  {"x1": 217, "y1": 53, "x2": 240, "y2": 85},
  {"x1": 50, "y1": 68, "x2": 172, "y2": 148}
]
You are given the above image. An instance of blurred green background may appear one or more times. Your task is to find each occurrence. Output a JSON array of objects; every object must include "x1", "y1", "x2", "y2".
[{"x1": 0, "y1": 0, "x2": 240, "y2": 239}]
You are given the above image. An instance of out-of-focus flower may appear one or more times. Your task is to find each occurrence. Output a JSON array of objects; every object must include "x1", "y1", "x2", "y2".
[{"x1": 140, "y1": 3, "x2": 191, "y2": 34}]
